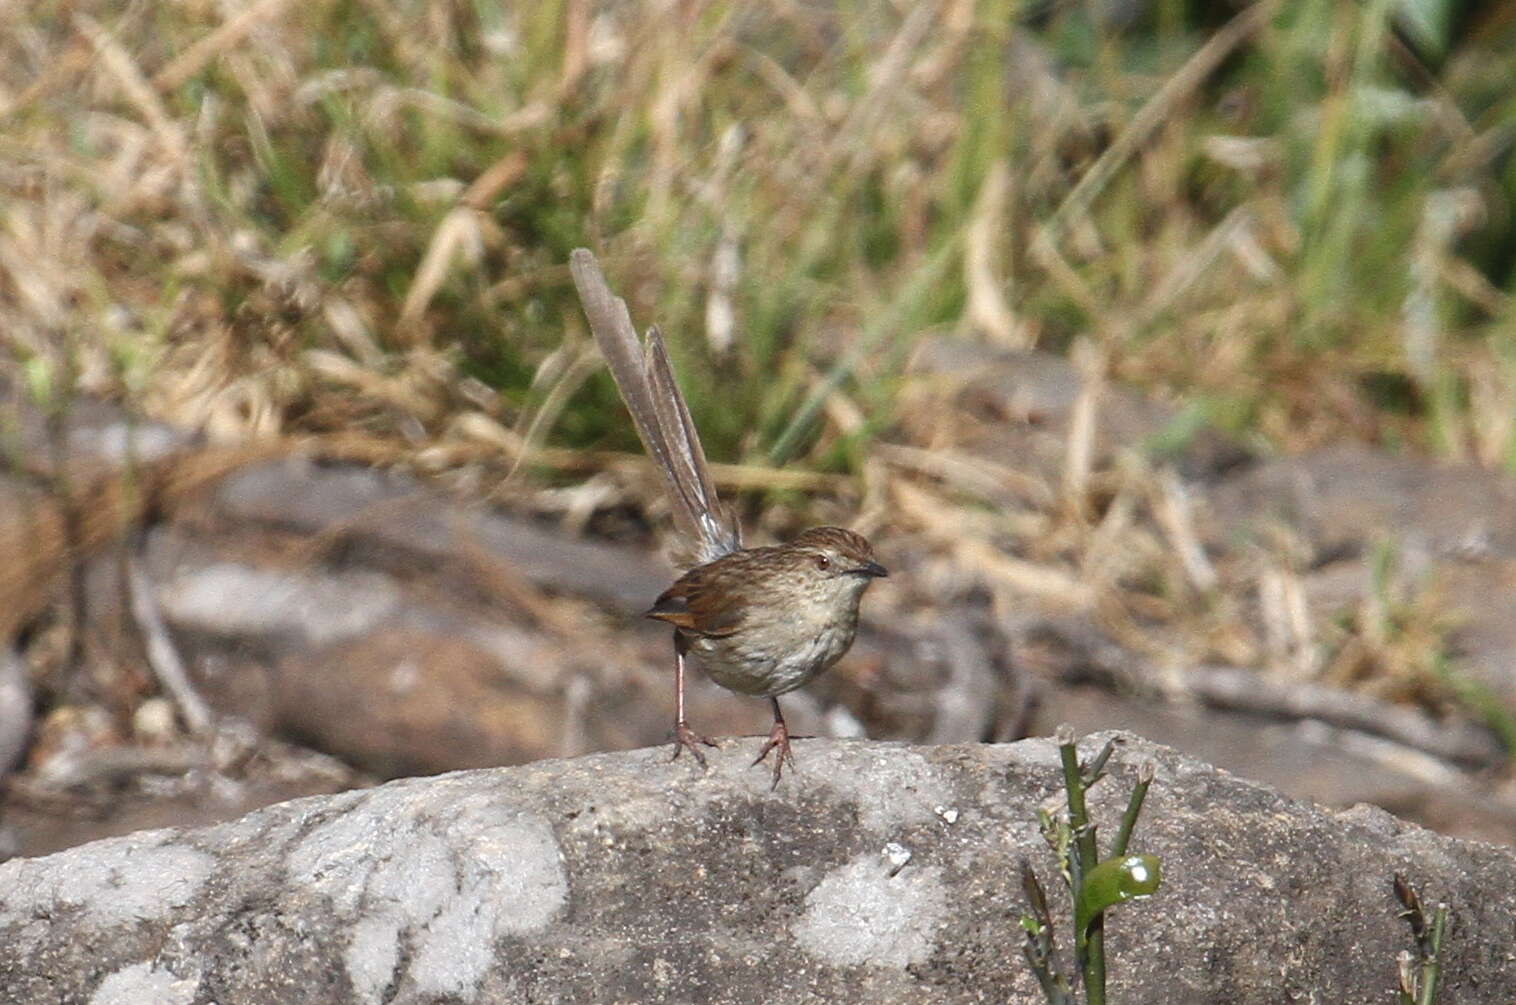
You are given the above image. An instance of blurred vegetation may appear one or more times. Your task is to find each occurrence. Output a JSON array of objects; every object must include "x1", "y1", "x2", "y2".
[
  {"x1": 2, "y1": 0, "x2": 1515, "y2": 759},
  {"x1": 1, "y1": 0, "x2": 1515, "y2": 474}
]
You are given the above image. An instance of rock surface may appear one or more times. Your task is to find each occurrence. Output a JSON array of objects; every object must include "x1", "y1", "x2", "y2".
[{"x1": 3, "y1": 734, "x2": 1512, "y2": 1004}]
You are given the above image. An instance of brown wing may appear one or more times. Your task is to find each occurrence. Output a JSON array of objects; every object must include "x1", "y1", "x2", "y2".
[{"x1": 645, "y1": 562, "x2": 746, "y2": 637}]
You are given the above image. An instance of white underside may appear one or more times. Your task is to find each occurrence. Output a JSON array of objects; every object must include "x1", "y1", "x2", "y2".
[{"x1": 690, "y1": 620, "x2": 858, "y2": 698}]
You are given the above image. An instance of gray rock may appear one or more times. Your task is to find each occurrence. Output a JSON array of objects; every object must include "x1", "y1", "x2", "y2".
[
  {"x1": 1207, "y1": 444, "x2": 1516, "y2": 706},
  {"x1": 2, "y1": 734, "x2": 1512, "y2": 1003}
]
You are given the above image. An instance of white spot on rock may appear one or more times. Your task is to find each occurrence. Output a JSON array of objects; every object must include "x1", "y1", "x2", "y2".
[
  {"x1": 0, "y1": 832, "x2": 214, "y2": 930},
  {"x1": 286, "y1": 782, "x2": 568, "y2": 999},
  {"x1": 346, "y1": 916, "x2": 401, "y2": 1000},
  {"x1": 882, "y1": 842, "x2": 912, "y2": 876},
  {"x1": 793, "y1": 853, "x2": 948, "y2": 968},
  {"x1": 934, "y1": 805, "x2": 959, "y2": 824},
  {"x1": 90, "y1": 962, "x2": 198, "y2": 1005}
]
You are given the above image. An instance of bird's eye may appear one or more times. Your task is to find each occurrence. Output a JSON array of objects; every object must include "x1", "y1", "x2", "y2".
[{"x1": 814, "y1": 554, "x2": 831, "y2": 571}]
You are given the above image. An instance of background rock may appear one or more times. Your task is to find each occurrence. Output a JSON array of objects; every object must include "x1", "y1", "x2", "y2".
[
  {"x1": 1208, "y1": 443, "x2": 1516, "y2": 705},
  {"x1": 7, "y1": 349, "x2": 1516, "y2": 856}
]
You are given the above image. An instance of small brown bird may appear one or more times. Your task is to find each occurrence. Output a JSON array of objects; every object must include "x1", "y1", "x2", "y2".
[{"x1": 569, "y1": 249, "x2": 886, "y2": 786}]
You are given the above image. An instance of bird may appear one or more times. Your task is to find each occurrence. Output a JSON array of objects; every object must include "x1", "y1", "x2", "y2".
[{"x1": 568, "y1": 248, "x2": 886, "y2": 786}]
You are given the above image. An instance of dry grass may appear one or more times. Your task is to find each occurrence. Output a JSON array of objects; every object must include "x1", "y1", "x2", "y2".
[{"x1": 2, "y1": 1, "x2": 1515, "y2": 723}]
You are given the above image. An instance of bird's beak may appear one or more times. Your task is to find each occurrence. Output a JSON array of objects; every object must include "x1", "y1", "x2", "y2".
[{"x1": 854, "y1": 560, "x2": 889, "y2": 578}]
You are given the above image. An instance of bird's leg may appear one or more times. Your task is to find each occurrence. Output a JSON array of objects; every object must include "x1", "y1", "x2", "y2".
[
  {"x1": 752, "y1": 696, "x2": 796, "y2": 789},
  {"x1": 670, "y1": 640, "x2": 718, "y2": 766}
]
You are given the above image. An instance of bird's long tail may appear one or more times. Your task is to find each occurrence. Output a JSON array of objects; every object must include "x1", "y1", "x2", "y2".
[{"x1": 569, "y1": 248, "x2": 740, "y2": 564}]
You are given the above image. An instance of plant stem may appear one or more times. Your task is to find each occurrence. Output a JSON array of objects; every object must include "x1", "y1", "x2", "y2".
[
  {"x1": 1083, "y1": 737, "x2": 1118, "y2": 786},
  {"x1": 1418, "y1": 903, "x2": 1447, "y2": 1005},
  {"x1": 1057, "y1": 726, "x2": 1105, "y2": 1004},
  {"x1": 1111, "y1": 760, "x2": 1155, "y2": 857},
  {"x1": 1020, "y1": 859, "x2": 1074, "y2": 1004}
]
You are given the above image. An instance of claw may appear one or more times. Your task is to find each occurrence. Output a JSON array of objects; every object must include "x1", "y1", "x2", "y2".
[
  {"x1": 671, "y1": 720, "x2": 719, "y2": 767},
  {"x1": 752, "y1": 712, "x2": 795, "y2": 790}
]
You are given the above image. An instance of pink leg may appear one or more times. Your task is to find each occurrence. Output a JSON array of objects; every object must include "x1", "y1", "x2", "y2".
[
  {"x1": 671, "y1": 648, "x2": 718, "y2": 766},
  {"x1": 751, "y1": 697, "x2": 795, "y2": 789}
]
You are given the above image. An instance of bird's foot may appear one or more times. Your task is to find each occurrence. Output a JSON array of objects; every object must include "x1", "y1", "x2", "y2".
[
  {"x1": 752, "y1": 719, "x2": 797, "y2": 790},
  {"x1": 670, "y1": 721, "x2": 720, "y2": 767}
]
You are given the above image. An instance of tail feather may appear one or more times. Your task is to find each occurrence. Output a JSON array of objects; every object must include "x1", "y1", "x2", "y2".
[{"x1": 569, "y1": 249, "x2": 740, "y2": 563}]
